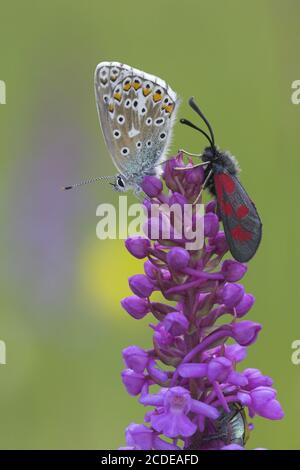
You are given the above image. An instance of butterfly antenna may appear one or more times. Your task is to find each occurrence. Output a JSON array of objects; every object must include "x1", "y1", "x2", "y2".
[
  {"x1": 188, "y1": 97, "x2": 216, "y2": 147},
  {"x1": 62, "y1": 175, "x2": 114, "y2": 190},
  {"x1": 180, "y1": 118, "x2": 213, "y2": 148}
]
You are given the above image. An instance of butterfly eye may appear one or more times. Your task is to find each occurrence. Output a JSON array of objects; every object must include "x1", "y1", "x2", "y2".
[
  {"x1": 146, "y1": 117, "x2": 152, "y2": 126},
  {"x1": 117, "y1": 115, "x2": 125, "y2": 124},
  {"x1": 113, "y1": 129, "x2": 121, "y2": 139},
  {"x1": 121, "y1": 147, "x2": 130, "y2": 156},
  {"x1": 159, "y1": 132, "x2": 166, "y2": 140},
  {"x1": 117, "y1": 176, "x2": 125, "y2": 188}
]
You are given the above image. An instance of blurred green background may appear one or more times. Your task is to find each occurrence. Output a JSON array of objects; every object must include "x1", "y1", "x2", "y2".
[{"x1": 0, "y1": 0, "x2": 298, "y2": 450}]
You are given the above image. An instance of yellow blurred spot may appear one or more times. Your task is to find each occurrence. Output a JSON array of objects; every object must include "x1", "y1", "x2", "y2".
[{"x1": 80, "y1": 238, "x2": 166, "y2": 324}]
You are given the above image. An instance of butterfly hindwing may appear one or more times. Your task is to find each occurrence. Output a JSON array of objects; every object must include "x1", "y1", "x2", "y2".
[
  {"x1": 94, "y1": 61, "x2": 178, "y2": 181},
  {"x1": 214, "y1": 171, "x2": 262, "y2": 262}
]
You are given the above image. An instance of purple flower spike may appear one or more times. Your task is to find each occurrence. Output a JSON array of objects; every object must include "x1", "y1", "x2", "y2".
[
  {"x1": 141, "y1": 176, "x2": 163, "y2": 197},
  {"x1": 125, "y1": 236, "x2": 151, "y2": 259},
  {"x1": 166, "y1": 247, "x2": 190, "y2": 271},
  {"x1": 121, "y1": 296, "x2": 149, "y2": 319},
  {"x1": 129, "y1": 274, "x2": 154, "y2": 298},
  {"x1": 120, "y1": 153, "x2": 283, "y2": 450}
]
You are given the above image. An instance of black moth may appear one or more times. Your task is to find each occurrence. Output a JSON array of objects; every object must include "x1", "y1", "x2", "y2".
[{"x1": 181, "y1": 97, "x2": 262, "y2": 263}]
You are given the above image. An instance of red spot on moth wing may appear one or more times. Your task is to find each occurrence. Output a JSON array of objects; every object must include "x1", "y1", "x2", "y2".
[
  {"x1": 231, "y1": 225, "x2": 253, "y2": 242},
  {"x1": 236, "y1": 204, "x2": 249, "y2": 219},
  {"x1": 217, "y1": 173, "x2": 235, "y2": 194},
  {"x1": 220, "y1": 200, "x2": 233, "y2": 216}
]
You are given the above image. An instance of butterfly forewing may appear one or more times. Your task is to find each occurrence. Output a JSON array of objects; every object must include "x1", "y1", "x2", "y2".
[
  {"x1": 94, "y1": 61, "x2": 178, "y2": 181},
  {"x1": 214, "y1": 172, "x2": 262, "y2": 262}
]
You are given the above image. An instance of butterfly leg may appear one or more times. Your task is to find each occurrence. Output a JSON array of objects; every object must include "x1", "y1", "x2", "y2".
[{"x1": 193, "y1": 168, "x2": 213, "y2": 205}]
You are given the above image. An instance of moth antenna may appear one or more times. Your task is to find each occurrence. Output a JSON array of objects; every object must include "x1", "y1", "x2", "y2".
[
  {"x1": 180, "y1": 118, "x2": 213, "y2": 147},
  {"x1": 188, "y1": 97, "x2": 216, "y2": 147},
  {"x1": 62, "y1": 175, "x2": 114, "y2": 190}
]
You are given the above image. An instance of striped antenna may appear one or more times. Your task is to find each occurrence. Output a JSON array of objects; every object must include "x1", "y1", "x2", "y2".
[{"x1": 62, "y1": 175, "x2": 115, "y2": 190}]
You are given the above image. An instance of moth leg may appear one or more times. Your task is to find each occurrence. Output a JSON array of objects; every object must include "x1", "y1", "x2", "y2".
[
  {"x1": 193, "y1": 169, "x2": 213, "y2": 204},
  {"x1": 174, "y1": 161, "x2": 208, "y2": 171},
  {"x1": 178, "y1": 148, "x2": 203, "y2": 158}
]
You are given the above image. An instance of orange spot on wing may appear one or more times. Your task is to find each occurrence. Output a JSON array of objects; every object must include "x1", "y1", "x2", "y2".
[
  {"x1": 162, "y1": 103, "x2": 174, "y2": 113},
  {"x1": 133, "y1": 80, "x2": 141, "y2": 90},
  {"x1": 123, "y1": 81, "x2": 131, "y2": 91},
  {"x1": 108, "y1": 103, "x2": 114, "y2": 113},
  {"x1": 113, "y1": 92, "x2": 122, "y2": 102},
  {"x1": 153, "y1": 92, "x2": 162, "y2": 102},
  {"x1": 143, "y1": 87, "x2": 152, "y2": 96}
]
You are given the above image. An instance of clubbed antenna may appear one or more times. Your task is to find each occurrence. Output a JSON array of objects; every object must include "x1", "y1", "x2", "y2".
[{"x1": 62, "y1": 175, "x2": 114, "y2": 190}]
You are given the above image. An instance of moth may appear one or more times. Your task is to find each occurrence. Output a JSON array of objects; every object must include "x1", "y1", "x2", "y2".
[{"x1": 180, "y1": 97, "x2": 262, "y2": 263}]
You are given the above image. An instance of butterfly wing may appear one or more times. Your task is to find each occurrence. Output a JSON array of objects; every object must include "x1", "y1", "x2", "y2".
[
  {"x1": 94, "y1": 61, "x2": 179, "y2": 179},
  {"x1": 214, "y1": 172, "x2": 262, "y2": 262}
]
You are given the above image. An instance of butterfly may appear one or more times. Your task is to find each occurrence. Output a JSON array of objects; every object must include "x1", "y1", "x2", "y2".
[
  {"x1": 180, "y1": 97, "x2": 262, "y2": 263},
  {"x1": 93, "y1": 61, "x2": 179, "y2": 194},
  {"x1": 64, "y1": 62, "x2": 179, "y2": 193}
]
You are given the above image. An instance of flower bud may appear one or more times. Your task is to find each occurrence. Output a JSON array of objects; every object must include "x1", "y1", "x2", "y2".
[
  {"x1": 141, "y1": 176, "x2": 163, "y2": 197},
  {"x1": 125, "y1": 237, "x2": 151, "y2": 259},
  {"x1": 122, "y1": 346, "x2": 149, "y2": 372},
  {"x1": 121, "y1": 369, "x2": 146, "y2": 396},
  {"x1": 221, "y1": 283, "x2": 245, "y2": 308},
  {"x1": 204, "y1": 213, "x2": 219, "y2": 238},
  {"x1": 121, "y1": 296, "x2": 149, "y2": 319},
  {"x1": 234, "y1": 293, "x2": 255, "y2": 317},
  {"x1": 129, "y1": 274, "x2": 154, "y2": 298},
  {"x1": 163, "y1": 311, "x2": 189, "y2": 336},
  {"x1": 221, "y1": 260, "x2": 247, "y2": 282},
  {"x1": 231, "y1": 320, "x2": 261, "y2": 346},
  {"x1": 166, "y1": 247, "x2": 190, "y2": 271}
]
